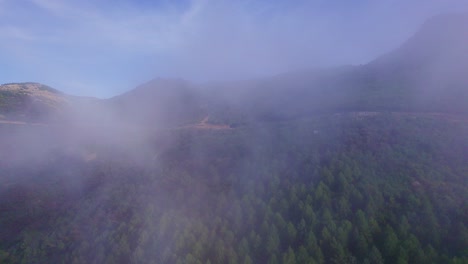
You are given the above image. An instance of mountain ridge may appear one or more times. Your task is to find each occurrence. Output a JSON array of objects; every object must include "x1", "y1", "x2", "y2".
[
  {"x1": 0, "y1": 13, "x2": 467, "y2": 264},
  {"x1": 1, "y1": 13, "x2": 467, "y2": 126}
]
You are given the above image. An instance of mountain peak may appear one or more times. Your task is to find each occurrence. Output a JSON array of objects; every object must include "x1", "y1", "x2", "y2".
[
  {"x1": 370, "y1": 13, "x2": 468, "y2": 68},
  {"x1": 411, "y1": 12, "x2": 468, "y2": 50},
  {"x1": 0, "y1": 82, "x2": 69, "y2": 121},
  {"x1": 421, "y1": 12, "x2": 468, "y2": 30}
]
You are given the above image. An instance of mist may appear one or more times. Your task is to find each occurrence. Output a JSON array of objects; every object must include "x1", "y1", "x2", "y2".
[
  {"x1": 0, "y1": 0, "x2": 466, "y2": 97},
  {"x1": 1, "y1": 1, "x2": 468, "y2": 263}
]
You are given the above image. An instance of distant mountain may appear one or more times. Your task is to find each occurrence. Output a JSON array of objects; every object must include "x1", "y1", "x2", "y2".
[
  {"x1": 107, "y1": 78, "x2": 206, "y2": 127},
  {"x1": 1, "y1": 14, "x2": 467, "y2": 264},
  {"x1": 230, "y1": 12, "x2": 468, "y2": 121},
  {"x1": 1, "y1": 13, "x2": 467, "y2": 127},
  {"x1": 106, "y1": 13, "x2": 468, "y2": 128},
  {"x1": 0, "y1": 82, "x2": 100, "y2": 123},
  {"x1": 363, "y1": 13, "x2": 468, "y2": 113},
  {"x1": 0, "y1": 82, "x2": 68, "y2": 122},
  {"x1": 371, "y1": 13, "x2": 468, "y2": 68}
]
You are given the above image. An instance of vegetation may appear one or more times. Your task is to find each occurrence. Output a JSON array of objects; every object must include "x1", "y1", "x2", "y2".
[
  {"x1": 1, "y1": 13, "x2": 467, "y2": 263},
  {"x1": 0, "y1": 90, "x2": 29, "y2": 113},
  {"x1": 0, "y1": 113, "x2": 466, "y2": 263},
  {"x1": 1, "y1": 83, "x2": 60, "y2": 94},
  {"x1": 0, "y1": 83, "x2": 64, "y2": 121}
]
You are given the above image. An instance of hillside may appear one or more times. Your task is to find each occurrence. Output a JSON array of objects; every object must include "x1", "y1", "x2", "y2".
[
  {"x1": 97, "y1": 14, "x2": 468, "y2": 129},
  {"x1": 107, "y1": 78, "x2": 206, "y2": 127},
  {"x1": 0, "y1": 82, "x2": 67, "y2": 121},
  {"x1": 0, "y1": 13, "x2": 467, "y2": 264},
  {"x1": 0, "y1": 113, "x2": 466, "y2": 263},
  {"x1": 0, "y1": 82, "x2": 100, "y2": 124},
  {"x1": 1, "y1": 14, "x2": 467, "y2": 128}
]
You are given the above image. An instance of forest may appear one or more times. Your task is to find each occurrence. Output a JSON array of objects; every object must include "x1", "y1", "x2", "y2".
[{"x1": 0, "y1": 113, "x2": 466, "y2": 263}]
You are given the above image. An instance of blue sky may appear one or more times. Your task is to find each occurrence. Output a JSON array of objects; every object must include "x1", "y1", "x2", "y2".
[{"x1": 0, "y1": 0, "x2": 467, "y2": 98}]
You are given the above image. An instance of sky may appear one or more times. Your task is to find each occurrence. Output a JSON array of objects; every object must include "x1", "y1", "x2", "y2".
[{"x1": 0, "y1": 0, "x2": 467, "y2": 98}]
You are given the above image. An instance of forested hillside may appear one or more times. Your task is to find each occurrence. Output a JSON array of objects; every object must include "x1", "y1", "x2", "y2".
[
  {"x1": 1, "y1": 12, "x2": 468, "y2": 264},
  {"x1": 0, "y1": 113, "x2": 466, "y2": 263}
]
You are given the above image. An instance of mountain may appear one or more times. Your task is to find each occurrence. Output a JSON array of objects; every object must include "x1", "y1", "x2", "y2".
[
  {"x1": 107, "y1": 78, "x2": 206, "y2": 127},
  {"x1": 1, "y1": 14, "x2": 466, "y2": 127},
  {"x1": 234, "y1": 12, "x2": 468, "y2": 120},
  {"x1": 0, "y1": 82, "x2": 100, "y2": 124},
  {"x1": 99, "y1": 13, "x2": 468, "y2": 128},
  {"x1": 0, "y1": 14, "x2": 467, "y2": 264},
  {"x1": 371, "y1": 13, "x2": 468, "y2": 68},
  {"x1": 363, "y1": 13, "x2": 468, "y2": 113},
  {"x1": 0, "y1": 82, "x2": 67, "y2": 122}
]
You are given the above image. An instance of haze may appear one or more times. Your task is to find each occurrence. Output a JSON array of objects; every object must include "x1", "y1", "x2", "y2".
[
  {"x1": 0, "y1": 0, "x2": 468, "y2": 263},
  {"x1": 0, "y1": 0, "x2": 467, "y2": 97}
]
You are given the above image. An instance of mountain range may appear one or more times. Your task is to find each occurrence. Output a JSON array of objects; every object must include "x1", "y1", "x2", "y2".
[
  {"x1": 0, "y1": 13, "x2": 467, "y2": 264},
  {"x1": 1, "y1": 13, "x2": 468, "y2": 127}
]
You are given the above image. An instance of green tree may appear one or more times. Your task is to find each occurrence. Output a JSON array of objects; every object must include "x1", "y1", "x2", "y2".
[{"x1": 282, "y1": 247, "x2": 297, "y2": 264}]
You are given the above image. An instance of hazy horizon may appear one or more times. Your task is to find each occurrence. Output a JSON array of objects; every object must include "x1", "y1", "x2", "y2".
[
  {"x1": 0, "y1": 0, "x2": 467, "y2": 98},
  {"x1": 1, "y1": 2, "x2": 467, "y2": 263}
]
